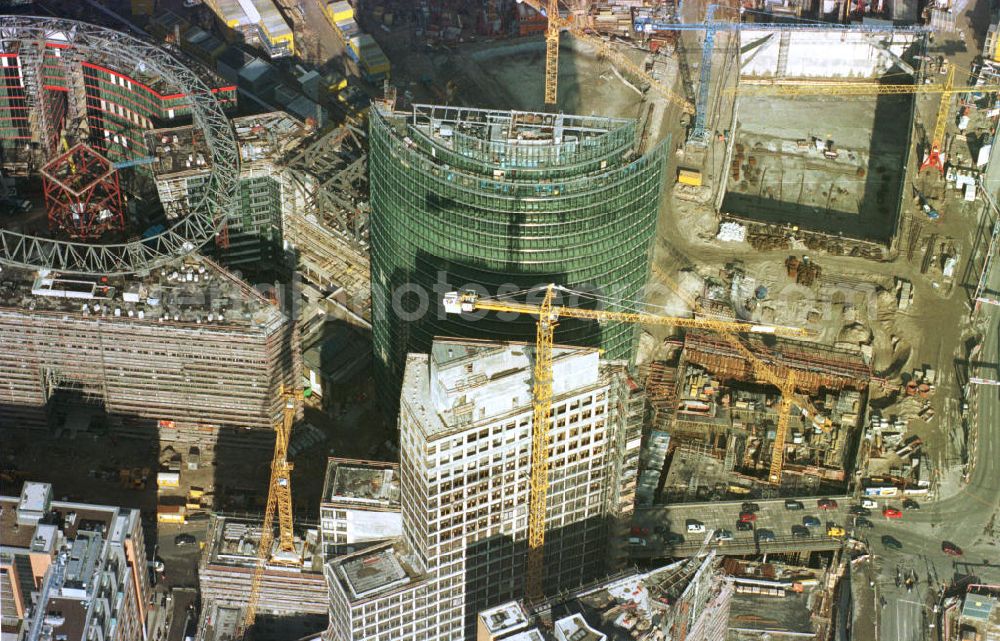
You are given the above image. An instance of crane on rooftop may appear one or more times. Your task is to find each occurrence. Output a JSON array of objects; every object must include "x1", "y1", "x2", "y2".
[{"x1": 443, "y1": 284, "x2": 808, "y2": 601}]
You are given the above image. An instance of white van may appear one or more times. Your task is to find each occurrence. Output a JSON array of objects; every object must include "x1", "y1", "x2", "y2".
[
  {"x1": 861, "y1": 498, "x2": 878, "y2": 509},
  {"x1": 686, "y1": 520, "x2": 706, "y2": 534}
]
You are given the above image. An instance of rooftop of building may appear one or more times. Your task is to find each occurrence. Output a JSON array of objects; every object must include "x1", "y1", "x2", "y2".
[
  {"x1": 961, "y1": 593, "x2": 999, "y2": 623},
  {"x1": 479, "y1": 601, "x2": 531, "y2": 636},
  {"x1": 322, "y1": 458, "x2": 400, "y2": 509},
  {"x1": 0, "y1": 254, "x2": 285, "y2": 334},
  {"x1": 327, "y1": 539, "x2": 426, "y2": 602},
  {"x1": 0, "y1": 489, "x2": 127, "y2": 553},
  {"x1": 372, "y1": 103, "x2": 646, "y2": 181},
  {"x1": 400, "y1": 338, "x2": 604, "y2": 439},
  {"x1": 479, "y1": 557, "x2": 726, "y2": 641},
  {"x1": 205, "y1": 516, "x2": 323, "y2": 573},
  {"x1": 0, "y1": 483, "x2": 140, "y2": 640},
  {"x1": 144, "y1": 126, "x2": 212, "y2": 178},
  {"x1": 232, "y1": 112, "x2": 309, "y2": 168},
  {"x1": 554, "y1": 614, "x2": 605, "y2": 641}
]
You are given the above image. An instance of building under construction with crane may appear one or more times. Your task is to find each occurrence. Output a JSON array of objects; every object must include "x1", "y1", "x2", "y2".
[
  {"x1": 325, "y1": 338, "x2": 645, "y2": 640},
  {"x1": 642, "y1": 332, "x2": 871, "y2": 500}
]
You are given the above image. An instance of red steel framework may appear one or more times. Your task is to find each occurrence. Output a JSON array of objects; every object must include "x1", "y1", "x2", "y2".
[{"x1": 41, "y1": 143, "x2": 125, "y2": 239}]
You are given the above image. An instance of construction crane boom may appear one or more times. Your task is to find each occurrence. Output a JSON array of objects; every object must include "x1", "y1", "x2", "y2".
[
  {"x1": 444, "y1": 284, "x2": 804, "y2": 600},
  {"x1": 239, "y1": 388, "x2": 301, "y2": 637},
  {"x1": 443, "y1": 289, "x2": 807, "y2": 337},
  {"x1": 734, "y1": 74, "x2": 997, "y2": 96}
]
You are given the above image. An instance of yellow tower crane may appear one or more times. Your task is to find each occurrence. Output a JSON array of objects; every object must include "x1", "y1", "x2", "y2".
[
  {"x1": 921, "y1": 64, "x2": 954, "y2": 174},
  {"x1": 516, "y1": 0, "x2": 693, "y2": 112},
  {"x1": 238, "y1": 386, "x2": 303, "y2": 638},
  {"x1": 648, "y1": 263, "x2": 833, "y2": 482},
  {"x1": 443, "y1": 284, "x2": 808, "y2": 601}
]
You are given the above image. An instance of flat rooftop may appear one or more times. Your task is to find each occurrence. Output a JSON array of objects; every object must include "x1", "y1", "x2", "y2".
[
  {"x1": 144, "y1": 126, "x2": 212, "y2": 178},
  {"x1": 0, "y1": 254, "x2": 284, "y2": 333},
  {"x1": 400, "y1": 339, "x2": 602, "y2": 439},
  {"x1": 206, "y1": 516, "x2": 322, "y2": 572},
  {"x1": 479, "y1": 601, "x2": 530, "y2": 636},
  {"x1": 329, "y1": 540, "x2": 425, "y2": 601},
  {"x1": 322, "y1": 459, "x2": 400, "y2": 508},
  {"x1": 0, "y1": 495, "x2": 121, "y2": 552},
  {"x1": 722, "y1": 94, "x2": 912, "y2": 244},
  {"x1": 232, "y1": 112, "x2": 307, "y2": 166}
]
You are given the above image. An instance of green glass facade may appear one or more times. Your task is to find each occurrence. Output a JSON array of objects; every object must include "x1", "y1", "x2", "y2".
[{"x1": 370, "y1": 104, "x2": 668, "y2": 405}]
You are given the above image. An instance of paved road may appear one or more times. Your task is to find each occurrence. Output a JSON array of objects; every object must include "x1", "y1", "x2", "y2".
[
  {"x1": 863, "y1": 306, "x2": 1000, "y2": 641},
  {"x1": 631, "y1": 496, "x2": 864, "y2": 555}
]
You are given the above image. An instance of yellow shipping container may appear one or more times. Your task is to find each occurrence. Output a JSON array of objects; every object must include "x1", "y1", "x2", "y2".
[
  {"x1": 329, "y1": 1, "x2": 354, "y2": 23},
  {"x1": 157, "y1": 505, "x2": 186, "y2": 523},
  {"x1": 677, "y1": 169, "x2": 702, "y2": 187}
]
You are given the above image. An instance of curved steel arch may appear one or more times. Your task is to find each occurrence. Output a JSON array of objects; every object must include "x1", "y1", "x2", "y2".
[{"x1": 0, "y1": 15, "x2": 238, "y2": 275}]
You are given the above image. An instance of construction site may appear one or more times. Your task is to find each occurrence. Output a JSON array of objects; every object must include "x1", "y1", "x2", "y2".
[{"x1": 4, "y1": 0, "x2": 1000, "y2": 639}]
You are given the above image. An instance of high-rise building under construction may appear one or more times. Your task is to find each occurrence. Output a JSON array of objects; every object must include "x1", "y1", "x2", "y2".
[{"x1": 368, "y1": 104, "x2": 667, "y2": 404}]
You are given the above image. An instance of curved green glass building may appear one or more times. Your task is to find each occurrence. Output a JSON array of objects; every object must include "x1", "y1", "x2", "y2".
[{"x1": 370, "y1": 104, "x2": 667, "y2": 404}]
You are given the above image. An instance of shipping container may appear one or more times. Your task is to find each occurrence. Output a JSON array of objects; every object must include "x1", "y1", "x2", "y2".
[
  {"x1": 157, "y1": 471, "x2": 180, "y2": 488},
  {"x1": 157, "y1": 504, "x2": 186, "y2": 523}
]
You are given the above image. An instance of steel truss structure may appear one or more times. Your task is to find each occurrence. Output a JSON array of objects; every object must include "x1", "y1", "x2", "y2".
[
  {"x1": 0, "y1": 16, "x2": 238, "y2": 275},
  {"x1": 41, "y1": 143, "x2": 124, "y2": 239}
]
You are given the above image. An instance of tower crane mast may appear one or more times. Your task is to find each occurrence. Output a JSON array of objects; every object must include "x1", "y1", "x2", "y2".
[
  {"x1": 516, "y1": 0, "x2": 692, "y2": 112},
  {"x1": 238, "y1": 387, "x2": 302, "y2": 638},
  {"x1": 443, "y1": 285, "x2": 806, "y2": 600}
]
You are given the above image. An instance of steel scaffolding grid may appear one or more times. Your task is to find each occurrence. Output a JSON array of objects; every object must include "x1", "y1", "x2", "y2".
[{"x1": 0, "y1": 16, "x2": 239, "y2": 275}]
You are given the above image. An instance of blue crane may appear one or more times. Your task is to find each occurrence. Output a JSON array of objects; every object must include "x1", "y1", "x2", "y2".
[{"x1": 112, "y1": 156, "x2": 156, "y2": 170}]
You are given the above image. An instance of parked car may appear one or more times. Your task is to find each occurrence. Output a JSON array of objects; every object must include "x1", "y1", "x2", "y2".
[
  {"x1": 738, "y1": 511, "x2": 757, "y2": 523},
  {"x1": 755, "y1": 528, "x2": 776, "y2": 542},
  {"x1": 736, "y1": 521, "x2": 754, "y2": 532},
  {"x1": 882, "y1": 535, "x2": 903, "y2": 550},
  {"x1": 791, "y1": 525, "x2": 811, "y2": 538},
  {"x1": 883, "y1": 507, "x2": 903, "y2": 519},
  {"x1": 714, "y1": 529, "x2": 734, "y2": 541},
  {"x1": 903, "y1": 498, "x2": 921, "y2": 510},
  {"x1": 741, "y1": 502, "x2": 760, "y2": 513},
  {"x1": 854, "y1": 516, "x2": 874, "y2": 529},
  {"x1": 686, "y1": 519, "x2": 706, "y2": 534},
  {"x1": 941, "y1": 541, "x2": 963, "y2": 556},
  {"x1": 818, "y1": 498, "x2": 838, "y2": 510},
  {"x1": 802, "y1": 515, "x2": 821, "y2": 528},
  {"x1": 827, "y1": 526, "x2": 846, "y2": 537},
  {"x1": 849, "y1": 505, "x2": 871, "y2": 517},
  {"x1": 784, "y1": 499, "x2": 805, "y2": 511},
  {"x1": 174, "y1": 533, "x2": 197, "y2": 547},
  {"x1": 861, "y1": 498, "x2": 879, "y2": 509},
  {"x1": 628, "y1": 537, "x2": 647, "y2": 547}
]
